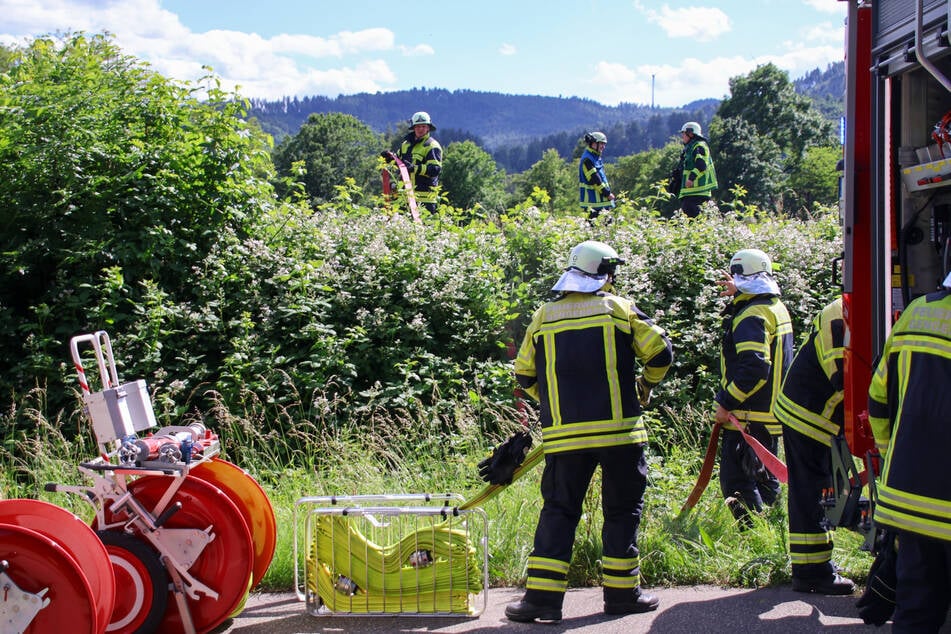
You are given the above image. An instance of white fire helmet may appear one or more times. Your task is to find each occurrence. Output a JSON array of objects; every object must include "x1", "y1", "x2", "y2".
[{"x1": 551, "y1": 241, "x2": 625, "y2": 293}]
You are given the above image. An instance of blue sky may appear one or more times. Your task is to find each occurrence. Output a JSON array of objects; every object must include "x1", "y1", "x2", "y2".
[{"x1": 0, "y1": 0, "x2": 846, "y2": 107}]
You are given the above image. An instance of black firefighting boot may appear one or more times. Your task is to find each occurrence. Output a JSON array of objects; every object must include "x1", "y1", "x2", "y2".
[
  {"x1": 603, "y1": 587, "x2": 660, "y2": 614},
  {"x1": 505, "y1": 592, "x2": 562, "y2": 623},
  {"x1": 792, "y1": 573, "x2": 856, "y2": 595}
]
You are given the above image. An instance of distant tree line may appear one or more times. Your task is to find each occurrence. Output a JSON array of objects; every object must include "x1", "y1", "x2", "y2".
[
  {"x1": 793, "y1": 62, "x2": 846, "y2": 123},
  {"x1": 270, "y1": 62, "x2": 839, "y2": 217},
  {"x1": 492, "y1": 107, "x2": 716, "y2": 172},
  {"x1": 249, "y1": 88, "x2": 668, "y2": 148},
  {"x1": 249, "y1": 90, "x2": 718, "y2": 173},
  {"x1": 250, "y1": 63, "x2": 844, "y2": 174}
]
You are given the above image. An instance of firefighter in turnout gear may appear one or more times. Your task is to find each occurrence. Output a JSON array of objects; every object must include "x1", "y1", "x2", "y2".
[
  {"x1": 714, "y1": 248, "x2": 793, "y2": 525},
  {"x1": 506, "y1": 240, "x2": 673, "y2": 623},
  {"x1": 394, "y1": 111, "x2": 442, "y2": 213},
  {"x1": 867, "y1": 272, "x2": 951, "y2": 633},
  {"x1": 677, "y1": 121, "x2": 717, "y2": 218},
  {"x1": 773, "y1": 297, "x2": 857, "y2": 595},
  {"x1": 578, "y1": 131, "x2": 615, "y2": 221}
]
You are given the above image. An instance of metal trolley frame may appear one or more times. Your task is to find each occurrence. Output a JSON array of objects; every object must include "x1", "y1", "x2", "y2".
[{"x1": 294, "y1": 493, "x2": 489, "y2": 618}]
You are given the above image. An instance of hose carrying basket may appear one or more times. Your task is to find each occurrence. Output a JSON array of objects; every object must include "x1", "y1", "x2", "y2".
[{"x1": 294, "y1": 494, "x2": 489, "y2": 617}]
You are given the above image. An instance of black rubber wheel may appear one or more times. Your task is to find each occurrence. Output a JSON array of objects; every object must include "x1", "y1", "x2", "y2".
[{"x1": 96, "y1": 530, "x2": 169, "y2": 634}]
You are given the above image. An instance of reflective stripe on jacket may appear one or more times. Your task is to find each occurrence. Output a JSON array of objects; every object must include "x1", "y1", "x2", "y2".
[
  {"x1": 514, "y1": 290, "x2": 672, "y2": 453},
  {"x1": 716, "y1": 293, "x2": 794, "y2": 435},
  {"x1": 578, "y1": 148, "x2": 613, "y2": 209},
  {"x1": 679, "y1": 137, "x2": 717, "y2": 198},
  {"x1": 774, "y1": 298, "x2": 844, "y2": 446},
  {"x1": 868, "y1": 289, "x2": 951, "y2": 542},
  {"x1": 398, "y1": 132, "x2": 442, "y2": 204}
]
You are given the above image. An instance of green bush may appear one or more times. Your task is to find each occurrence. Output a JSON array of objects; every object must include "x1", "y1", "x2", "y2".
[
  {"x1": 0, "y1": 191, "x2": 841, "y2": 461},
  {"x1": 0, "y1": 33, "x2": 842, "y2": 469},
  {"x1": 0, "y1": 33, "x2": 275, "y2": 414}
]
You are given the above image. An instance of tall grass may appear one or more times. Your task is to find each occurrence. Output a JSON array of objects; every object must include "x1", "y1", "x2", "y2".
[{"x1": 0, "y1": 385, "x2": 872, "y2": 592}]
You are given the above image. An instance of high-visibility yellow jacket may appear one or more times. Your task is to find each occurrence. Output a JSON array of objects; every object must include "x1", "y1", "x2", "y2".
[
  {"x1": 774, "y1": 297, "x2": 844, "y2": 446},
  {"x1": 678, "y1": 136, "x2": 718, "y2": 198},
  {"x1": 716, "y1": 293, "x2": 794, "y2": 435},
  {"x1": 868, "y1": 289, "x2": 951, "y2": 542},
  {"x1": 514, "y1": 289, "x2": 672, "y2": 453},
  {"x1": 398, "y1": 132, "x2": 442, "y2": 205},
  {"x1": 578, "y1": 147, "x2": 614, "y2": 210}
]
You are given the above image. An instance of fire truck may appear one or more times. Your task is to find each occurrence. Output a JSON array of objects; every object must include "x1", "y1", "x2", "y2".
[{"x1": 830, "y1": 0, "x2": 951, "y2": 544}]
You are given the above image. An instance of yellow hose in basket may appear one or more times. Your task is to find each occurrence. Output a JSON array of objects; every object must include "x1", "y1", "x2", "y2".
[{"x1": 308, "y1": 514, "x2": 482, "y2": 613}]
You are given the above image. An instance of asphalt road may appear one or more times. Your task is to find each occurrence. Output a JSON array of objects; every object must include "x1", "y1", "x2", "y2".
[{"x1": 213, "y1": 585, "x2": 951, "y2": 633}]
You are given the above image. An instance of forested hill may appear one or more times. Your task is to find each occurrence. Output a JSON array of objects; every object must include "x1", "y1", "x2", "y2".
[
  {"x1": 249, "y1": 88, "x2": 717, "y2": 162},
  {"x1": 248, "y1": 62, "x2": 844, "y2": 173},
  {"x1": 251, "y1": 89, "x2": 656, "y2": 142},
  {"x1": 793, "y1": 61, "x2": 847, "y2": 121}
]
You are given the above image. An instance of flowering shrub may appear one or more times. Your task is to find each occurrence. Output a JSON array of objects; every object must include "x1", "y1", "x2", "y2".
[{"x1": 1, "y1": 192, "x2": 841, "y2": 457}]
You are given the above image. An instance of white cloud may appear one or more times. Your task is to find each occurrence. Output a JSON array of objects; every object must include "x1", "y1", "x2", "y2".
[
  {"x1": 770, "y1": 42, "x2": 845, "y2": 78},
  {"x1": 591, "y1": 57, "x2": 735, "y2": 107},
  {"x1": 262, "y1": 30, "x2": 396, "y2": 58},
  {"x1": 336, "y1": 28, "x2": 396, "y2": 54},
  {"x1": 1, "y1": 0, "x2": 850, "y2": 103},
  {"x1": 118, "y1": 25, "x2": 403, "y2": 98},
  {"x1": 267, "y1": 34, "x2": 345, "y2": 58},
  {"x1": 0, "y1": 0, "x2": 129, "y2": 34},
  {"x1": 592, "y1": 61, "x2": 640, "y2": 87},
  {"x1": 0, "y1": 0, "x2": 410, "y2": 98},
  {"x1": 399, "y1": 43, "x2": 434, "y2": 56},
  {"x1": 802, "y1": 0, "x2": 845, "y2": 14},
  {"x1": 591, "y1": 38, "x2": 844, "y2": 107},
  {"x1": 226, "y1": 59, "x2": 398, "y2": 101},
  {"x1": 798, "y1": 21, "x2": 845, "y2": 45},
  {"x1": 633, "y1": 1, "x2": 731, "y2": 42}
]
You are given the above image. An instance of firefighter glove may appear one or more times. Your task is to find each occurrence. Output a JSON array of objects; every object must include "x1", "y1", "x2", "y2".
[
  {"x1": 635, "y1": 376, "x2": 653, "y2": 407},
  {"x1": 477, "y1": 429, "x2": 533, "y2": 485},
  {"x1": 380, "y1": 151, "x2": 392, "y2": 161},
  {"x1": 856, "y1": 531, "x2": 897, "y2": 626}
]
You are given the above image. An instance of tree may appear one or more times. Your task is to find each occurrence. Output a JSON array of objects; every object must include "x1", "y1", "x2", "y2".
[
  {"x1": 0, "y1": 33, "x2": 273, "y2": 312},
  {"x1": 709, "y1": 116, "x2": 785, "y2": 209},
  {"x1": 0, "y1": 32, "x2": 277, "y2": 407},
  {"x1": 612, "y1": 141, "x2": 682, "y2": 200},
  {"x1": 0, "y1": 44, "x2": 15, "y2": 72},
  {"x1": 440, "y1": 140, "x2": 506, "y2": 212},
  {"x1": 271, "y1": 112, "x2": 381, "y2": 204},
  {"x1": 717, "y1": 63, "x2": 835, "y2": 161},
  {"x1": 713, "y1": 63, "x2": 837, "y2": 211},
  {"x1": 786, "y1": 145, "x2": 841, "y2": 213},
  {"x1": 508, "y1": 149, "x2": 576, "y2": 213}
]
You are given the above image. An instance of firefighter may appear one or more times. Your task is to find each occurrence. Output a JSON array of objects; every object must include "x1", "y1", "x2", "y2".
[
  {"x1": 578, "y1": 131, "x2": 615, "y2": 221},
  {"x1": 505, "y1": 240, "x2": 673, "y2": 623},
  {"x1": 677, "y1": 121, "x2": 718, "y2": 218},
  {"x1": 772, "y1": 297, "x2": 856, "y2": 595},
  {"x1": 392, "y1": 111, "x2": 442, "y2": 213},
  {"x1": 867, "y1": 272, "x2": 951, "y2": 633},
  {"x1": 713, "y1": 248, "x2": 793, "y2": 525}
]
